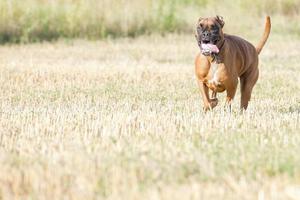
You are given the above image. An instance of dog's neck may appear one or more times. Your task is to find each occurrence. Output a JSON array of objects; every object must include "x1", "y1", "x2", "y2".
[
  {"x1": 207, "y1": 39, "x2": 225, "y2": 64},
  {"x1": 217, "y1": 38, "x2": 225, "y2": 52}
]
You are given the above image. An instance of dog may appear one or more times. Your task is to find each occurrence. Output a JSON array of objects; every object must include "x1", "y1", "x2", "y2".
[{"x1": 195, "y1": 16, "x2": 271, "y2": 111}]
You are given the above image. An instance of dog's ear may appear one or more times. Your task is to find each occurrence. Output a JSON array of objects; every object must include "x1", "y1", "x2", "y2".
[
  {"x1": 216, "y1": 15, "x2": 225, "y2": 28},
  {"x1": 197, "y1": 17, "x2": 204, "y2": 27},
  {"x1": 197, "y1": 17, "x2": 204, "y2": 23},
  {"x1": 195, "y1": 17, "x2": 203, "y2": 39},
  {"x1": 194, "y1": 28, "x2": 200, "y2": 40}
]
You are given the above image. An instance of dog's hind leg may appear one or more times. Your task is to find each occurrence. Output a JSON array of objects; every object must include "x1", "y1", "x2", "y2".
[
  {"x1": 240, "y1": 66, "x2": 259, "y2": 110},
  {"x1": 225, "y1": 80, "x2": 238, "y2": 111}
]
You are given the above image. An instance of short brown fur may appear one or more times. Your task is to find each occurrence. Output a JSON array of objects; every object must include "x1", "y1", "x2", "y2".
[{"x1": 195, "y1": 16, "x2": 271, "y2": 111}]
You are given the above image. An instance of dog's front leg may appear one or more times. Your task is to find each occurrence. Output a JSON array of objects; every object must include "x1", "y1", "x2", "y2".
[{"x1": 197, "y1": 80, "x2": 215, "y2": 111}]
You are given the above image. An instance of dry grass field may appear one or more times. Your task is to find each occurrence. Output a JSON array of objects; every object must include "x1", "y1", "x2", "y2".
[{"x1": 0, "y1": 32, "x2": 299, "y2": 199}]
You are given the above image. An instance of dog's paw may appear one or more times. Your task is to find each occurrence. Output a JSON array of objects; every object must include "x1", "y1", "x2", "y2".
[
  {"x1": 203, "y1": 99, "x2": 218, "y2": 112},
  {"x1": 210, "y1": 98, "x2": 218, "y2": 108},
  {"x1": 203, "y1": 103, "x2": 212, "y2": 112}
]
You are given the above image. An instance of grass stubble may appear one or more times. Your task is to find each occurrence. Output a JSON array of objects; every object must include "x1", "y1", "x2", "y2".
[{"x1": 0, "y1": 33, "x2": 299, "y2": 199}]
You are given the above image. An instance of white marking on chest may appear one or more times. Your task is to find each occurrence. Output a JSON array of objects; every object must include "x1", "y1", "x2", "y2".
[{"x1": 208, "y1": 63, "x2": 221, "y2": 86}]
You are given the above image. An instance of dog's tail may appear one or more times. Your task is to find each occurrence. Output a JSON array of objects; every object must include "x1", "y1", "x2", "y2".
[{"x1": 256, "y1": 16, "x2": 271, "y2": 55}]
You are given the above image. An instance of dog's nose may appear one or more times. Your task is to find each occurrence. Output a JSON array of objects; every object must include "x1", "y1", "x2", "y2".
[
  {"x1": 203, "y1": 31, "x2": 209, "y2": 37},
  {"x1": 202, "y1": 31, "x2": 210, "y2": 43}
]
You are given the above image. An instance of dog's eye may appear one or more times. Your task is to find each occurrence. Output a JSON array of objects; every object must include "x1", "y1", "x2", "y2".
[{"x1": 212, "y1": 27, "x2": 219, "y2": 33}]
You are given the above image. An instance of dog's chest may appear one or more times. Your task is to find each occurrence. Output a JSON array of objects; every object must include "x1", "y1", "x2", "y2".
[{"x1": 205, "y1": 62, "x2": 225, "y2": 92}]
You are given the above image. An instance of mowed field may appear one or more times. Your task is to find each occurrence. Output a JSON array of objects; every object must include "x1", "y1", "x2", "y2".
[{"x1": 0, "y1": 33, "x2": 299, "y2": 199}]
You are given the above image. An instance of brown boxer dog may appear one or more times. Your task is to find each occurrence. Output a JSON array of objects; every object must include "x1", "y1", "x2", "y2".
[{"x1": 195, "y1": 16, "x2": 271, "y2": 111}]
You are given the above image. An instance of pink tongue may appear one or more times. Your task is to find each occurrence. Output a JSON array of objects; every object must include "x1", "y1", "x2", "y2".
[{"x1": 201, "y1": 44, "x2": 219, "y2": 53}]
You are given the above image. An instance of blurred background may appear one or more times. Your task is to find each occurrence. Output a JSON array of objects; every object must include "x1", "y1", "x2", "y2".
[{"x1": 0, "y1": 0, "x2": 299, "y2": 43}]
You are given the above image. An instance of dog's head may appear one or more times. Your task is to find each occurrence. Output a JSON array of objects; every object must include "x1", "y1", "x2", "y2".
[{"x1": 195, "y1": 16, "x2": 225, "y2": 56}]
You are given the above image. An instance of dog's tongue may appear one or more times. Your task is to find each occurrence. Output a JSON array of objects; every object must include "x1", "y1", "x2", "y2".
[{"x1": 201, "y1": 44, "x2": 219, "y2": 53}]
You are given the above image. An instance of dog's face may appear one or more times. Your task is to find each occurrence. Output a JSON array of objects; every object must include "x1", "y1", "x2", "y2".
[{"x1": 195, "y1": 16, "x2": 225, "y2": 55}]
